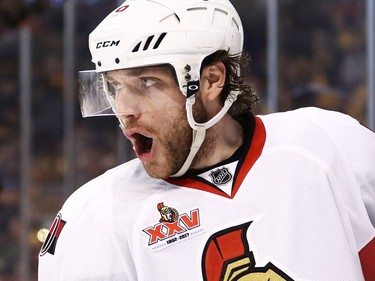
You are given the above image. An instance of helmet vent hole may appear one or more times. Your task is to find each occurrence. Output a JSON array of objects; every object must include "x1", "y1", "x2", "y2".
[
  {"x1": 213, "y1": 8, "x2": 228, "y2": 26},
  {"x1": 132, "y1": 42, "x2": 141, "y2": 53},
  {"x1": 187, "y1": 7, "x2": 208, "y2": 25},
  {"x1": 160, "y1": 13, "x2": 180, "y2": 24},
  {"x1": 115, "y1": 58, "x2": 120, "y2": 64},
  {"x1": 174, "y1": 13, "x2": 180, "y2": 22},
  {"x1": 153, "y1": 32, "x2": 167, "y2": 49},
  {"x1": 132, "y1": 33, "x2": 167, "y2": 53},
  {"x1": 231, "y1": 18, "x2": 240, "y2": 31},
  {"x1": 143, "y1": 35, "x2": 154, "y2": 50}
]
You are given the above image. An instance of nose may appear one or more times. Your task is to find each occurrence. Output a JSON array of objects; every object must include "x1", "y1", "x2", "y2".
[
  {"x1": 116, "y1": 109, "x2": 141, "y2": 130},
  {"x1": 112, "y1": 84, "x2": 144, "y2": 130}
]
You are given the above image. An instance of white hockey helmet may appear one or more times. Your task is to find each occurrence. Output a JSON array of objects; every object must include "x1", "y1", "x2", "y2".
[{"x1": 79, "y1": 0, "x2": 243, "y2": 120}]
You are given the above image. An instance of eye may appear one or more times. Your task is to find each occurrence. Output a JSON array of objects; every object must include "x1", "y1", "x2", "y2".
[{"x1": 140, "y1": 78, "x2": 156, "y2": 88}]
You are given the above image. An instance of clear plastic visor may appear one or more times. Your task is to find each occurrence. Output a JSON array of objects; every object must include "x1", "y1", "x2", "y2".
[{"x1": 78, "y1": 67, "x2": 185, "y2": 118}]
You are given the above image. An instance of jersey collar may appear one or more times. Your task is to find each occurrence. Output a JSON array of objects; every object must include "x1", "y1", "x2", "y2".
[{"x1": 165, "y1": 114, "x2": 266, "y2": 198}]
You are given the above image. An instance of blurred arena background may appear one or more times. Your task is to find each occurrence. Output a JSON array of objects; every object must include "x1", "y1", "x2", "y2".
[{"x1": 0, "y1": 0, "x2": 374, "y2": 280}]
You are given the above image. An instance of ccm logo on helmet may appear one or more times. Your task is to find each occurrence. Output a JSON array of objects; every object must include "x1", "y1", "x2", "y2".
[{"x1": 96, "y1": 40, "x2": 120, "y2": 49}]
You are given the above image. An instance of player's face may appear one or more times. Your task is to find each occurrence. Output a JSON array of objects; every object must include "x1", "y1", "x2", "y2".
[{"x1": 106, "y1": 65, "x2": 205, "y2": 178}]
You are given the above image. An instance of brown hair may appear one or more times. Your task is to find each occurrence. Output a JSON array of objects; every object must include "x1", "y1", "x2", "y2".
[{"x1": 201, "y1": 50, "x2": 259, "y2": 119}]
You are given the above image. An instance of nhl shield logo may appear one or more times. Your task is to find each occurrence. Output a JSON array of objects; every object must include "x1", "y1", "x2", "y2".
[{"x1": 209, "y1": 167, "x2": 232, "y2": 185}]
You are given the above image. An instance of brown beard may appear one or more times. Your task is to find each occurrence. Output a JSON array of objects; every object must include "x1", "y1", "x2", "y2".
[
  {"x1": 142, "y1": 97, "x2": 216, "y2": 178},
  {"x1": 189, "y1": 98, "x2": 218, "y2": 169},
  {"x1": 141, "y1": 105, "x2": 192, "y2": 178}
]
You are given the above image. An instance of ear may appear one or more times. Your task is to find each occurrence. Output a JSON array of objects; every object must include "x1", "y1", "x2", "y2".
[{"x1": 199, "y1": 61, "x2": 226, "y2": 105}]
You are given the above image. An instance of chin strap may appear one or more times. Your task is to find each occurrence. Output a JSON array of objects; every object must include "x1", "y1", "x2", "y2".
[
  {"x1": 170, "y1": 90, "x2": 239, "y2": 177},
  {"x1": 171, "y1": 126, "x2": 206, "y2": 177},
  {"x1": 186, "y1": 91, "x2": 238, "y2": 130}
]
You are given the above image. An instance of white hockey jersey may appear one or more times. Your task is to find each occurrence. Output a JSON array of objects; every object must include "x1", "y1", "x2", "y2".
[{"x1": 39, "y1": 107, "x2": 375, "y2": 281}]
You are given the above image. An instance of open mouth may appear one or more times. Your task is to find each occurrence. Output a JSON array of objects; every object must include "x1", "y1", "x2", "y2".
[{"x1": 132, "y1": 133, "x2": 153, "y2": 156}]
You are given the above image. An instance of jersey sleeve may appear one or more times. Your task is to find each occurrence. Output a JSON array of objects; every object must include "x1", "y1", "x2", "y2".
[
  {"x1": 302, "y1": 108, "x2": 375, "y2": 280},
  {"x1": 306, "y1": 108, "x2": 375, "y2": 227},
  {"x1": 38, "y1": 173, "x2": 133, "y2": 280}
]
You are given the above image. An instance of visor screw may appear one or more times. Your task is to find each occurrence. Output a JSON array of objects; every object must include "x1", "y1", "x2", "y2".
[
  {"x1": 115, "y1": 58, "x2": 120, "y2": 64},
  {"x1": 98, "y1": 61, "x2": 102, "y2": 67},
  {"x1": 184, "y1": 64, "x2": 191, "y2": 72},
  {"x1": 185, "y1": 74, "x2": 191, "y2": 81}
]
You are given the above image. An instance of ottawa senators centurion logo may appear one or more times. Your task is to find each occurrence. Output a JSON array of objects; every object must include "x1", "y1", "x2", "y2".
[
  {"x1": 202, "y1": 222, "x2": 294, "y2": 281},
  {"x1": 157, "y1": 202, "x2": 179, "y2": 223}
]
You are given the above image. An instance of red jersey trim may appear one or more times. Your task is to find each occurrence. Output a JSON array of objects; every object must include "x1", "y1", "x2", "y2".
[
  {"x1": 166, "y1": 116, "x2": 266, "y2": 198},
  {"x1": 359, "y1": 237, "x2": 375, "y2": 280}
]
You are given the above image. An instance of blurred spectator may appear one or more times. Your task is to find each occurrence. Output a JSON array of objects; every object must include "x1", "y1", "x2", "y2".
[{"x1": 0, "y1": 179, "x2": 20, "y2": 278}]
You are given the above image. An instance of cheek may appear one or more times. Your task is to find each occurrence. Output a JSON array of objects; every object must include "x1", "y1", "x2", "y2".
[
  {"x1": 143, "y1": 109, "x2": 192, "y2": 178},
  {"x1": 192, "y1": 96, "x2": 208, "y2": 123},
  {"x1": 159, "y1": 109, "x2": 192, "y2": 157},
  {"x1": 156, "y1": 86, "x2": 185, "y2": 112},
  {"x1": 146, "y1": 105, "x2": 190, "y2": 151},
  {"x1": 170, "y1": 90, "x2": 186, "y2": 106},
  {"x1": 160, "y1": 107, "x2": 190, "y2": 143}
]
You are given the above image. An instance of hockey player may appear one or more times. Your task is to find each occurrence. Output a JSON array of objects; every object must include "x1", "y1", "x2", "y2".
[{"x1": 39, "y1": 0, "x2": 375, "y2": 280}]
